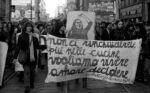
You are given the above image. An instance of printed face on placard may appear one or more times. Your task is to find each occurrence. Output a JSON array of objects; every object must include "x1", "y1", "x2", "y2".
[{"x1": 74, "y1": 19, "x2": 83, "y2": 30}]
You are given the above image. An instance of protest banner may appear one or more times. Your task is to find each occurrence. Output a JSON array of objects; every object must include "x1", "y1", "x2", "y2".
[
  {"x1": 45, "y1": 35, "x2": 142, "y2": 84},
  {"x1": 66, "y1": 11, "x2": 95, "y2": 40},
  {"x1": 0, "y1": 42, "x2": 8, "y2": 86}
]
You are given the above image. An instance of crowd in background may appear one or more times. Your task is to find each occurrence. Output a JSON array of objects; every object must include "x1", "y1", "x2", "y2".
[{"x1": 0, "y1": 18, "x2": 150, "y2": 92}]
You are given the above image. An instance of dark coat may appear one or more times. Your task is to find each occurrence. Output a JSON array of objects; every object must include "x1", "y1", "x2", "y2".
[
  {"x1": 101, "y1": 29, "x2": 114, "y2": 40},
  {"x1": 112, "y1": 28, "x2": 125, "y2": 40},
  {"x1": 14, "y1": 33, "x2": 46, "y2": 65}
]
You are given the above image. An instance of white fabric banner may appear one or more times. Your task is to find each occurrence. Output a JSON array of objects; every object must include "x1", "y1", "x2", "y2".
[
  {"x1": 0, "y1": 42, "x2": 8, "y2": 86},
  {"x1": 45, "y1": 35, "x2": 142, "y2": 84}
]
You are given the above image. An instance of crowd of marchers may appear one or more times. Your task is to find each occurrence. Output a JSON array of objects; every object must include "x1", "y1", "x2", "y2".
[{"x1": 0, "y1": 18, "x2": 150, "y2": 93}]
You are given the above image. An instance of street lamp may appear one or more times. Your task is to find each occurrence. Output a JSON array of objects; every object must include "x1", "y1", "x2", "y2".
[{"x1": 31, "y1": 0, "x2": 32, "y2": 21}]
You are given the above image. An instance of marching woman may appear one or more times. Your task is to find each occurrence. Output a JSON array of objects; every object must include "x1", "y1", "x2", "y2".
[{"x1": 13, "y1": 22, "x2": 46, "y2": 93}]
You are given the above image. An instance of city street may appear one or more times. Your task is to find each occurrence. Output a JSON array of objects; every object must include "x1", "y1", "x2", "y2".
[
  {"x1": 1, "y1": 0, "x2": 150, "y2": 93},
  {"x1": 0, "y1": 67, "x2": 150, "y2": 93}
]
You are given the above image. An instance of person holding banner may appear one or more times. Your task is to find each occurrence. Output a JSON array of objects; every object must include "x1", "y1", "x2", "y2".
[
  {"x1": 37, "y1": 24, "x2": 47, "y2": 69},
  {"x1": 112, "y1": 20, "x2": 125, "y2": 40},
  {"x1": 13, "y1": 22, "x2": 46, "y2": 93}
]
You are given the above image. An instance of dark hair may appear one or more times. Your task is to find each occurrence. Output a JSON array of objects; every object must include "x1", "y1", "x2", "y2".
[
  {"x1": 115, "y1": 20, "x2": 122, "y2": 25},
  {"x1": 37, "y1": 24, "x2": 45, "y2": 29},
  {"x1": 22, "y1": 22, "x2": 34, "y2": 33},
  {"x1": 1, "y1": 22, "x2": 8, "y2": 31},
  {"x1": 134, "y1": 23, "x2": 147, "y2": 41},
  {"x1": 105, "y1": 22, "x2": 111, "y2": 28}
]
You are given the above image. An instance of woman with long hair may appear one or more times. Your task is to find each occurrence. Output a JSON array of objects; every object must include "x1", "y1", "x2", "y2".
[
  {"x1": 13, "y1": 21, "x2": 46, "y2": 93},
  {"x1": 112, "y1": 20, "x2": 125, "y2": 40}
]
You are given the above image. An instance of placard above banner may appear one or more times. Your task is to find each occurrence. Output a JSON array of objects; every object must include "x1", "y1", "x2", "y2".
[{"x1": 66, "y1": 11, "x2": 95, "y2": 40}]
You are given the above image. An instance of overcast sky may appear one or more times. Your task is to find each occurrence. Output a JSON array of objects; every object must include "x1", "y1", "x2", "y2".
[{"x1": 44, "y1": 0, "x2": 66, "y2": 18}]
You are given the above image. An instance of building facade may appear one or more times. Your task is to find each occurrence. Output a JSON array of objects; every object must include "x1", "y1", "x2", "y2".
[
  {"x1": 11, "y1": 0, "x2": 48, "y2": 22},
  {"x1": 0, "y1": 0, "x2": 11, "y2": 22},
  {"x1": 119, "y1": 0, "x2": 150, "y2": 25}
]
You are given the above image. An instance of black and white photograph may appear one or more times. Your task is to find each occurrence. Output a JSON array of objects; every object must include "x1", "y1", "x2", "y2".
[{"x1": 0, "y1": 0, "x2": 150, "y2": 93}]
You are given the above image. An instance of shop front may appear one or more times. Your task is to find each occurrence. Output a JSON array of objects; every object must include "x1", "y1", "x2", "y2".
[{"x1": 120, "y1": 3, "x2": 143, "y2": 22}]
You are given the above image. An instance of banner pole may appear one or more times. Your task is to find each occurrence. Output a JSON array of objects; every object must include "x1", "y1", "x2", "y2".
[
  {"x1": 64, "y1": 81, "x2": 69, "y2": 93},
  {"x1": 64, "y1": 64, "x2": 69, "y2": 93}
]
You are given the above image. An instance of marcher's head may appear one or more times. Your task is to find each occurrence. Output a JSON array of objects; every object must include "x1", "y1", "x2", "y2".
[
  {"x1": 46, "y1": 24, "x2": 53, "y2": 34},
  {"x1": 23, "y1": 22, "x2": 34, "y2": 33},
  {"x1": 106, "y1": 22, "x2": 112, "y2": 30},
  {"x1": 18, "y1": 23, "x2": 22, "y2": 29},
  {"x1": 2, "y1": 22, "x2": 7, "y2": 28},
  {"x1": 52, "y1": 19, "x2": 56, "y2": 26},
  {"x1": 95, "y1": 25, "x2": 100, "y2": 32},
  {"x1": 37, "y1": 24, "x2": 44, "y2": 31},
  {"x1": 7, "y1": 22, "x2": 12, "y2": 28},
  {"x1": 59, "y1": 26, "x2": 66, "y2": 35},
  {"x1": 100, "y1": 22, "x2": 106, "y2": 28},
  {"x1": 116, "y1": 20, "x2": 123, "y2": 29},
  {"x1": 134, "y1": 23, "x2": 144, "y2": 33}
]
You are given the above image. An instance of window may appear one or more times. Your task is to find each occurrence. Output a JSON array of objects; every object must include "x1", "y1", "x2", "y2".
[{"x1": 121, "y1": 0, "x2": 125, "y2": 8}]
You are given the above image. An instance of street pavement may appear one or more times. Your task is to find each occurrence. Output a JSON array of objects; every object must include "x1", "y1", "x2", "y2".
[{"x1": 0, "y1": 67, "x2": 150, "y2": 93}]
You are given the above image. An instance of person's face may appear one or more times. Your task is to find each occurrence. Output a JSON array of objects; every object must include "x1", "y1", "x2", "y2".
[
  {"x1": 19, "y1": 24, "x2": 22, "y2": 29},
  {"x1": 39, "y1": 26, "x2": 44, "y2": 31},
  {"x1": 59, "y1": 26, "x2": 65, "y2": 34},
  {"x1": 26, "y1": 25, "x2": 32, "y2": 33},
  {"x1": 135, "y1": 26, "x2": 140, "y2": 32},
  {"x1": 3, "y1": 23, "x2": 7, "y2": 28},
  {"x1": 52, "y1": 20, "x2": 56, "y2": 26},
  {"x1": 95, "y1": 26, "x2": 100, "y2": 31},
  {"x1": 112, "y1": 24, "x2": 117, "y2": 29},
  {"x1": 75, "y1": 19, "x2": 83, "y2": 30},
  {"x1": 101, "y1": 23, "x2": 105, "y2": 28},
  {"x1": 47, "y1": 25, "x2": 53, "y2": 34},
  {"x1": 8, "y1": 23, "x2": 11, "y2": 28},
  {"x1": 129, "y1": 26, "x2": 134, "y2": 31},
  {"x1": 118, "y1": 21, "x2": 123, "y2": 28},
  {"x1": 107, "y1": 24, "x2": 112, "y2": 30}
]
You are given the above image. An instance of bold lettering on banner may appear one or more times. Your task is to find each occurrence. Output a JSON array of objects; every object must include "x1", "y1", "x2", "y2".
[
  {"x1": 66, "y1": 47, "x2": 86, "y2": 56},
  {"x1": 90, "y1": 49, "x2": 120, "y2": 58},
  {"x1": 88, "y1": 67, "x2": 129, "y2": 79},
  {"x1": 49, "y1": 56, "x2": 98, "y2": 67},
  {"x1": 101, "y1": 58, "x2": 128, "y2": 67},
  {"x1": 50, "y1": 68, "x2": 58, "y2": 76},
  {"x1": 49, "y1": 68, "x2": 86, "y2": 76},
  {"x1": 69, "y1": 40, "x2": 78, "y2": 47},
  {"x1": 49, "y1": 37, "x2": 68, "y2": 46},
  {"x1": 82, "y1": 40, "x2": 136, "y2": 48},
  {"x1": 48, "y1": 47, "x2": 63, "y2": 55}
]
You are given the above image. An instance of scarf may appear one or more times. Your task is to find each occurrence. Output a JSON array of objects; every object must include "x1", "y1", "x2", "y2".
[{"x1": 29, "y1": 35, "x2": 35, "y2": 62}]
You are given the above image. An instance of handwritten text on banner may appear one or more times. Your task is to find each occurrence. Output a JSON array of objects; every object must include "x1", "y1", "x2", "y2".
[{"x1": 45, "y1": 35, "x2": 142, "y2": 84}]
